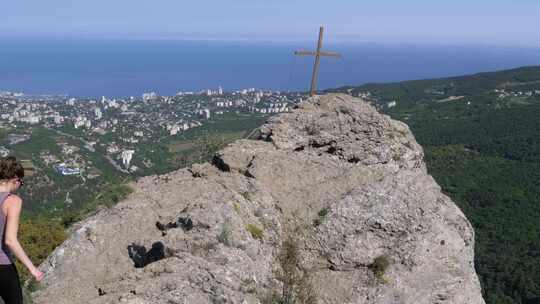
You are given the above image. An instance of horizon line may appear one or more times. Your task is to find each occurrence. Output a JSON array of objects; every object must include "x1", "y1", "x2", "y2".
[{"x1": 3, "y1": 30, "x2": 540, "y2": 49}]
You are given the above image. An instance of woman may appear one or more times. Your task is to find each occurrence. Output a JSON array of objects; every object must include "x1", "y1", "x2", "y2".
[{"x1": 0, "y1": 156, "x2": 44, "y2": 304}]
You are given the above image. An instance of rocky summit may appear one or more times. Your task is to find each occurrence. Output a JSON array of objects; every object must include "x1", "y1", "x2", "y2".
[{"x1": 32, "y1": 94, "x2": 485, "y2": 304}]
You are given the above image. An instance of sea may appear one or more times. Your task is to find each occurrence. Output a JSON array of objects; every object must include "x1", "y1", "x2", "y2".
[{"x1": 1, "y1": 37, "x2": 540, "y2": 98}]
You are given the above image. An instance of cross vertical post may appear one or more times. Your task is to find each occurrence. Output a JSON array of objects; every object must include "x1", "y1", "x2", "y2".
[
  {"x1": 295, "y1": 26, "x2": 342, "y2": 97},
  {"x1": 310, "y1": 26, "x2": 324, "y2": 97}
]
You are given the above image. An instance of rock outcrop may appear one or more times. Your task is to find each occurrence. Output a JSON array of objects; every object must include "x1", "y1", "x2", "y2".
[{"x1": 33, "y1": 94, "x2": 485, "y2": 304}]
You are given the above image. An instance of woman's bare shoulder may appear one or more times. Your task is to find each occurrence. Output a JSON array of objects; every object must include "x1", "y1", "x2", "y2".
[
  {"x1": 5, "y1": 194, "x2": 22, "y2": 206},
  {"x1": 1, "y1": 194, "x2": 22, "y2": 216}
]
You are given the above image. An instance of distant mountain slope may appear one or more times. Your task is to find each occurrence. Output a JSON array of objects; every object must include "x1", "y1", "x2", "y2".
[
  {"x1": 329, "y1": 66, "x2": 540, "y2": 304},
  {"x1": 332, "y1": 66, "x2": 540, "y2": 107}
]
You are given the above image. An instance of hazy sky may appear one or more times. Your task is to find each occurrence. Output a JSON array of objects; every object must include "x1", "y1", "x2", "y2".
[{"x1": 2, "y1": 0, "x2": 540, "y2": 46}]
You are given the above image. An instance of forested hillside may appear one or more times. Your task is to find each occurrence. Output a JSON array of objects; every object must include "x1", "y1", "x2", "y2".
[{"x1": 330, "y1": 66, "x2": 540, "y2": 304}]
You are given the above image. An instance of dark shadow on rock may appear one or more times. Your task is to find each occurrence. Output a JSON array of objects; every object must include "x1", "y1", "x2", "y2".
[
  {"x1": 127, "y1": 241, "x2": 167, "y2": 268},
  {"x1": 156, "y1": 216, "x2": 194, "y2": 236},
  {"x1": 211, "y1": 155, "x2": 231, "y2": 172}
]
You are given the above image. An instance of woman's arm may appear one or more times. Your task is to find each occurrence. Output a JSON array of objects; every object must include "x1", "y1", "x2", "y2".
[{"x1": 4, "y1": 195, "x2": 44, "y2": 281}]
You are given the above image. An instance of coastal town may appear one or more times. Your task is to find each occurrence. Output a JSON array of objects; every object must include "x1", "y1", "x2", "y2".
[
  {"x1": 4, "y1": 83, "x2": 539, "y2": 179},
  {"x1": 0, "y1": 88, "x2": 305, "y2": 178}
]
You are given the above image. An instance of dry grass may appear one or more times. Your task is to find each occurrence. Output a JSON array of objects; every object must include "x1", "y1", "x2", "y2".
[{"x1": 246, "y1": 224, "x2": 264, "y2": 240}]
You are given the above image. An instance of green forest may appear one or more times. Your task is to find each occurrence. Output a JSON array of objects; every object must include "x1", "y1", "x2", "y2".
[{"x1": 332, "y1": 66, "x2": 540, "y2": 304}]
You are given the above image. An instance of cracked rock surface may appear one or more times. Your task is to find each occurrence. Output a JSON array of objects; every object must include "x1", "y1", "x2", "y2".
[{"x1": 32, "y1": 94, "x2": 485, "y2": 304}]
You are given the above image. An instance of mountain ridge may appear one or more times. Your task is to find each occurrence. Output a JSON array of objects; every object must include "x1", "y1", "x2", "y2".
[
  {"x1": 32, "y1": 93, "x2": 484, "y2": 304},
  {"x1": 331, "y1": 65, "x2": 540, "y2": 93}
]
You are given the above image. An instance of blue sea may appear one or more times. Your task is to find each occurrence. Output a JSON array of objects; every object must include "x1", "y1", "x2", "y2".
[{"x1": 1, "y1": 38, "x2": 540, "y2": 98}]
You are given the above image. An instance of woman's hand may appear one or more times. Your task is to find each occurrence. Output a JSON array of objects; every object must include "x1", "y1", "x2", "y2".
[{"x1": 31, "y1": 268, "x2": 45, "y2": 282}]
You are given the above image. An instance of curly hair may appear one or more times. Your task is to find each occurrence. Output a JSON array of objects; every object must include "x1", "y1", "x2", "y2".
[{"x1": 0, "y1": 156, "x2": 25, "y2": 180}]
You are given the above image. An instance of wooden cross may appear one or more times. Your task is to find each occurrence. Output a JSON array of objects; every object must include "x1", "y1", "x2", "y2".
[{"x1": 295, "y1": 26, "x2": 342, "y2": 96}]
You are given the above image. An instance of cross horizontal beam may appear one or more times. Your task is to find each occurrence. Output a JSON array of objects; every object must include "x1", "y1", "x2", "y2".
[{"x1": 294, "y1": 50, "x2": 342, "y2": 58}]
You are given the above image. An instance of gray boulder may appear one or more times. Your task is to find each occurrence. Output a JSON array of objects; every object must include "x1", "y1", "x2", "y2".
[{"x1": 32, "y1": 94, "x2": 485, "y2": 304}]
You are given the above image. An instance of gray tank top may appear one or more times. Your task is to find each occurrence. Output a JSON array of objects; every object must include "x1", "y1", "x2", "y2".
[{"x1": 0, "y1": 192, "x2": 13, "y2": 265}]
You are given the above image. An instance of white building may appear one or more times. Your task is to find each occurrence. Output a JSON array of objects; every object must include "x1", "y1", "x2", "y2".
[
  {"x1": 202, "y1": 109, "x2": 210, "y2": 119},
  {"x1": 24, "y1": 115, "x2": 41, "y2": 125},
  {"x1": 142, "y1": 92, "x2": 159, "y2": 102},
  {"x1": 170, "y1": 125, "x2": 180, "y2": 136},
  {"x1": 107, "y1": 144, "x2": 120, "y2": 154},
  {"x1": 53, "y1": 116, "x2": 64, "y2": 124},
  {"x1": 121, "y1": 150, "x2": 135, "y2": 168},
  {"x1": 94, "y1": 108, "x2": 102, "y2": 120},
  {"x1": 108, "y1": 100, "x2": 119, "y2": 108},
  {"x1": 74, "y1": 116, "x2": 89, "y2": 129}
]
